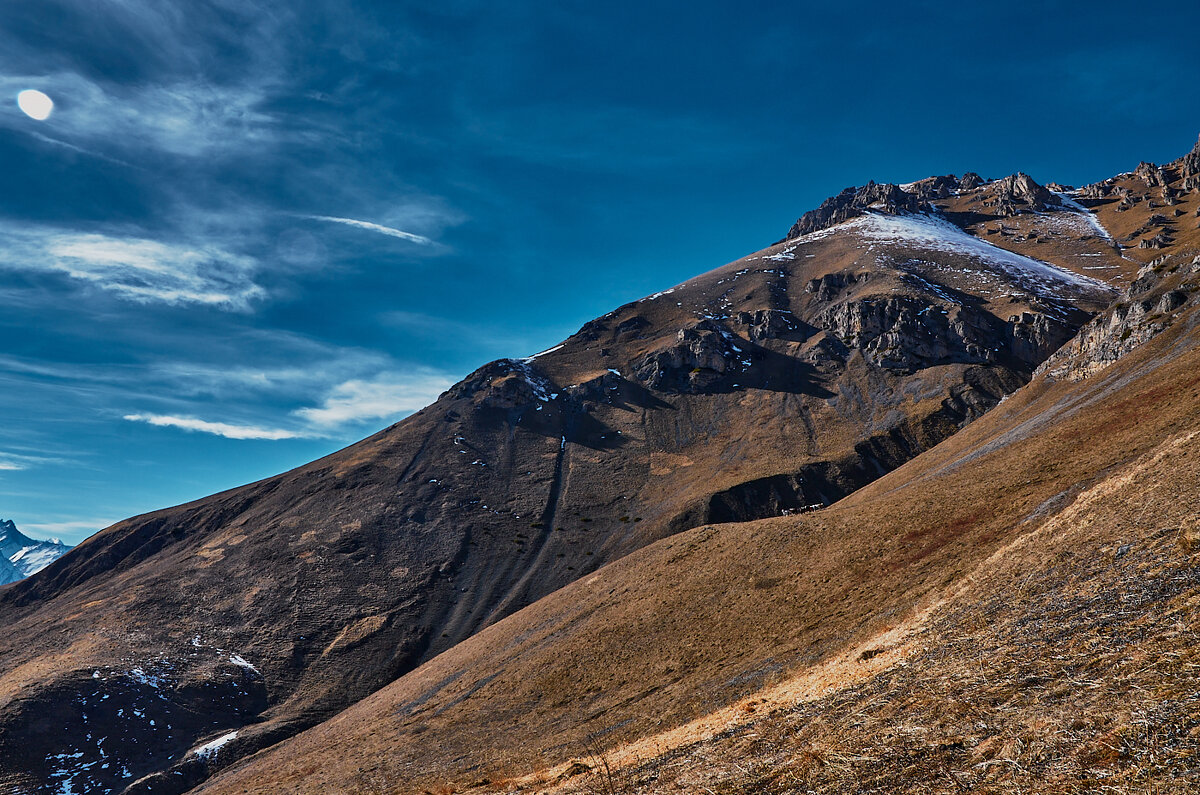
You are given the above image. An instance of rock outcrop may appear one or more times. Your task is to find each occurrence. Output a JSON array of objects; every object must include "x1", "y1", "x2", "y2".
[
  {"x1": 1134, "y1": 160, "x2": 1168, "y2": 188},
  {"x1": 1178, "y1": 135, "x2": 1200, "y2": 177},
  {"x1": 1006, "y1": 311, "x2": 1076, "y2": 365},
  {"x1": 983, "y1": 172, "x2": 1061, "y2": 216},
  {"x1": 733, "y1": 308, "x2": 811, "y2": 341},
  {"x1": 1038, "y1": 254, "x2": 1200, "y2": 381},
  {"x1": 633, "y1": 319, "x2": 750, "y2": 392},
  {"x1": 815, "y1": 295, "x2": 999, "y2": 371},
  {"x1": 785, "y1": 181, "x2": 925, "y2": 239},
  {"x1": 959, "y1": 172, "x2": 984, "y2": 190}
]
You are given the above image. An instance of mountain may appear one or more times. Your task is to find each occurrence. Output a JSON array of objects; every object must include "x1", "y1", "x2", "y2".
[
  {"x1": 193, "y1": 139, "x2": 1200, "y2": 794},
  {"x1": 198, "y1": 240, "x2": 1200, "y2": 795},
  {"x1": 0, "y1": 519, "x2": 71, "y2": 583},
  {"x1": 0, "y1": 553, "x2": 20, "y2": 587},
  {"x1": 1, "y1": 135, "x2": 1199, "y2": 794}
]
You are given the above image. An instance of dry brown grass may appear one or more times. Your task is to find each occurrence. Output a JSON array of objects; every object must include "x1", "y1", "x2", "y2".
[{"x1": 533, "y1": 426, "x2": 1200, "y2": 795}]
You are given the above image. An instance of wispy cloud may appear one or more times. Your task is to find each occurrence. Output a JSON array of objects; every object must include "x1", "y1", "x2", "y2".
[
  {"x1": 122, "y1": 368, "x2": 456, "y2": 441},
  {"x1": 309, "y1": 215, "x2": 435, "y2": 245},
  {"x1": 0, "y1": 71, "x2": 277, "y2": 159},
  {"x1": 0, "y1": 451, "x2": 63, "y2": 471},
  {"x1": 294, "y1": 371, "x2": 454, "y2": 427},
  {"x1": 0, "y1": 223, "x2": 264, "y2": 309},
  {"x1": 123, "y1": 413, "x2": 303, "y2": 440}
]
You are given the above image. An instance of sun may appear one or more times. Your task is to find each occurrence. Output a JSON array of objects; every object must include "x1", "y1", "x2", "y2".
[{"x1": 17, "y1": 89, "x2": 53, "y2": 121}]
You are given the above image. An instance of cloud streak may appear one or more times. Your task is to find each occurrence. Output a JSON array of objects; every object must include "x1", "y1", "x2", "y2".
[
  {"x1": 0, "y1": 71, "x2": 278, "y2": 159},
  {"x1": 294, "y1": 371, "x2": 454, "y2": 427},
  {"x1": 123, "y1": 414, "x2": 303, "y2": 440},
  {"x1": 309, "y1": 215, "x2": 435, "y2": 245},
  {"x1": 0, "y1": 223, "x2": 265, "y2": 308},
  {"x1": 122, "y1": 369, "x2": 455, "y2": 441},
  {"x1": 0, "y1": 450, "x2": 65, "y2": 472}
]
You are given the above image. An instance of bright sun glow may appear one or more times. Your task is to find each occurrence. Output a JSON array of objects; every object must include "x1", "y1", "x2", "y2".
[{"x1": 16, "y1": 89, "x2": 53, "y2": 121}]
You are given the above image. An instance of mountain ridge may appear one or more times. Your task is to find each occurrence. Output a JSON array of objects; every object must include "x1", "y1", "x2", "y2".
[{"x1": 3, "y1": 135, "x2": 1200, "y2": 794}]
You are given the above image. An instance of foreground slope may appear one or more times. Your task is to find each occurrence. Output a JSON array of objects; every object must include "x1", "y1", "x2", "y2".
[
  {"x1": 11, "y1": 136, "x2": 1196, "y2": 792},
  {"x1": 197, "y1": 225, "x2": 1200, "y2": 794}
]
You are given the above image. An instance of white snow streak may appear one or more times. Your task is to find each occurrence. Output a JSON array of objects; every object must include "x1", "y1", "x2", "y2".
[
  {"x1": 1053, "y1": 192, "x2": 1116, "y2": 243},
  {"x1": 228, "y1": 654, "x2": 259, "y2": 674},
  {"x1": 813, "y1": 212, "x2": 1117, "y2": 297},
  {"x1": 192, "y1": 731, "x2": 238, "y2": 759}
]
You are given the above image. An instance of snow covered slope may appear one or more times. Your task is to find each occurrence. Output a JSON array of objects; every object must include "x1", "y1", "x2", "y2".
[
  {"x1": 0, "y1": 519, "x2": 72, "y2": 581},
  {"x1": 0, "y1": 554, "x2": 21, "y2": 586}
]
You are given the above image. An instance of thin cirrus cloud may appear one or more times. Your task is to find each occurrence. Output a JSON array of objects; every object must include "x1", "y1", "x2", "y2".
[
  {"x1": 123, "y1": 370, "x2": 456, "y2": 441},
  {"x1": 0, "y1": 71, "x2": 277, "y2": 159},
  {"x1": 293, "y1": 371, "x2": 455, "y2": 427},
  {"x1": 122, "y1": 414, "x2": 303, "y2": 441},
  {"x1": 308, "y1": 215, "x2": 435, "y2": 246},
  {"x1": 0, "y1": 223, "x2": 264, "y2": 309},
  {"x1": 0, "y1": 450, "x2": 65, "y2": 472}
]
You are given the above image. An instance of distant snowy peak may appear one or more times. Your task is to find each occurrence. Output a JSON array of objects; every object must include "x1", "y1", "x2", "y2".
[
  {"x1": 0, "y1": 518, "x2": 72, "y2": 581},
  {"x1": 0, "y1": 554, "x2": 21, "y2": 586}
]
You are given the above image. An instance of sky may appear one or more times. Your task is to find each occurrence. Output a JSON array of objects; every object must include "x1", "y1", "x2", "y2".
[{"x1": 2, "y1": 1, "x2": 1199, "y2": 545}]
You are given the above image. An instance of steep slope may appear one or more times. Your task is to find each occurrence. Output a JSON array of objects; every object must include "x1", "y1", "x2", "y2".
[
  {"x1": 0, "y1": 519, "x2": 71, "y2": 581},
  {"x1": 0, "y1": 147, "x2": 1159, "y2": 794},
  {"x1": 0, "y1": 554, "x2": 21, "y2": 587},
  {"x1": 196, "y1": 201, "x2": 1200, "y2": 795}
]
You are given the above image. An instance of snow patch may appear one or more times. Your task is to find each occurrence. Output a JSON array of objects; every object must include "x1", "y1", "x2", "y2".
[
  {"x1": 504, "y1": 358, "x2": 555, "y2": 402},
  {"x1": 1053, "y1": 192, "x2": 1116, "y2": 243},
  {"x1": 228, "y1": 654, "x2": 259, "y2": 674},
  {"x1": 522, "y1": 343, "x2": 564, "y2": 361},
  {"x1": 127, "y1": 668, "x2": 166, "y2": 689},
  {"x1": 192, "y1": 731, "x2": 238, "y2": 760},
  {"x1": 841, "y1": 212, "x2": 1117, "y2": 297}
]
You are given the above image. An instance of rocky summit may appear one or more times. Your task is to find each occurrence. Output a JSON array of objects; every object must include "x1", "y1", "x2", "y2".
[{"x1": 4, "y1": 136, "x2": 1200, "y2": 795}]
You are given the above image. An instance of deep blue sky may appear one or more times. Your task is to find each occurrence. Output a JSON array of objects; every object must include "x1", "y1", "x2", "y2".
[{"x1": 2, "y1": 1, "x2": 1198, "y2": 544}]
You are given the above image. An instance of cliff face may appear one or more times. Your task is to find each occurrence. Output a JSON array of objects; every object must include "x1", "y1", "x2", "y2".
[{"x1": 1038, "y1": 252, "x2": 1200, "y2": 381}]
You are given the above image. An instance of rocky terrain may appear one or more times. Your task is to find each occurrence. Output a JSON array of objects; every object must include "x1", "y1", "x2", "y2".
[{"x1": 2, "y1": 135, "x2": 1200, "y2": 795}]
